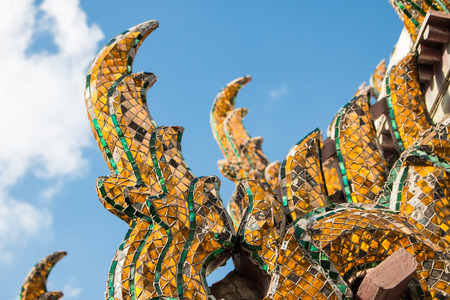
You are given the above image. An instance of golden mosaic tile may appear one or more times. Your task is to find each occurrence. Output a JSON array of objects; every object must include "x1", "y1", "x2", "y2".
[
  {"x1": 264, "y1": 227, "x2": 350, "y2": 300},
  {"x1": 232, "y1": 180, "x2": 285, "y2": 276},
  {"x1": 386, "y1": 51, "x2": 433, "y2": 153},
  {"x1": 86, "y1": 21, "x2": 235, "y2": 300},
  {"x1": 265, "y1": 161, "x2": 282, "y2": 191},
  {"x1": 20, "y1": 252, "x2": 66, "y2": 300},
  {"x1": 370, "y1": 59, "x2": 386, "y2": 99},
  {"x1": 280, "y1": 128, "x2": 329, "y2": 223},
  {"x1": 322, "y1": 157, "x2": 342, "y2": 197},
  {"x1": 52, "y1": 6, "x2": 450, "y2": 300},
  {"x1": 389, "y1": 0, "x2": 450, "y2": 41},
  {"x1": 377, "y1": 123, "x2": 450, "y2": 250},
  {"x1": 295, "y1": 205, "x2": 450, "y2": 298},
  {"x1": 334, "y1": 90, "x2": 388, "y2": 204},
  {"x1": 210, "y1": 76, "x2": 272, "y2": 184},
  {"x1": 85, "y1": 21, "x2": 159, "y2": 187}
]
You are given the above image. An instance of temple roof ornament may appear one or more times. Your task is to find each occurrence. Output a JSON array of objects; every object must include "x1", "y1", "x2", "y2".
[{"x1": 18, "y1": 1, "x2": 450, "y2": 299}]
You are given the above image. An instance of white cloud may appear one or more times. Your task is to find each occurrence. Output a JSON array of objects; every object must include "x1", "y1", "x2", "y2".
[
  {"x1": 0, "y1": 192, "x2": 52, "y2": 263},
  {"x1": 269, "y1": 86, "x2": 288, "y2": 100},
  {"x1": 40, "y1": 179, "x2": 64, "y2": 200},
  {"x1": 62, "y1": 283, "x2": 83, "y2": 299},
  {"x1": 0, "y1": 0, "x2": 103, "y2": 257}
]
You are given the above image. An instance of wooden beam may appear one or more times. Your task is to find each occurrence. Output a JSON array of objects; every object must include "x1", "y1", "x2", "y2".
[
  {"x1": 418, "y1": 44, "x2": 442, "y2": 64},
  {"x1": 418, "y1": 64, "x2": 434, "y2": 82},
  {"x1": 370, "y1": 98, "x2": 387, "y2": 120},
  {"x1": 320, "y1": 138, "x2": 336, "y2": 162},
  {"x1": 356, "y1": 248, "x2": 418, "y2": 300},
  {"x1": 424, "y1": 24, "x2": 450, "y2": 43},
  {"x1": 414, "y1": 10, "x2": 450, "y2": 49}
]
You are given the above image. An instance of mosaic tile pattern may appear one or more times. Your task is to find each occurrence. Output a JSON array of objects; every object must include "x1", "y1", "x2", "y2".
[
  {"x1": 293, "y1": 204, "x2": 450, "y2": 298},
  {"x1": 323, "y1": 111, "x2": 346, "y2": 200},
  {"x1": 85, "y1": 21, "x2": 159, "y2": 187},
  {"x1": 86, "y1": 21, "x2": 235, "y2": 300},
  {"x1": 377, "y1": 123, "x2": 450, "y2": 250},
  {"x1": 389, "y1": 0, "x2": 450, "y2": 41},
  {"x1": 401, "y1": 164, "x2": 450, "y2": 249},
  {"x1": 264, "y1": 227, "x2": 350, "y2": 300},
  {"x1": 353, "y1": 82, "x2": 368, "y2": 97},
  {"x1": 232, "y1": 180, "x2": 285, "y2": 276},
  {"x1": 210, "y1": 76, "x2": 273, "y2": 185},
  {"x1": 370, "y1": 59, "x2": 386, "y2": 99},
  {"x1": 212, "y1": 68, "x2": 450, "y2": 299},
  {"x1": 322, "y1": 157, "x2": 342, "y2": 197},
  {"x1": 20, "y1": 251, "x2": 66, "y2": 300},
  {"x1": 211, "y1": 68, "x2": 450, "y2": 299},
  {"x1": 333, "y1": 90, "x2": 388, "y2": 204},
  {"x1": 211, "y1": 77, "x2": 282, "y2": 231},
  {"x1": 73, "y1": 6, "x2": 450, "y2": 300},
  {"x1": 280, "y1": 128, "x2": 329, "y2": 224},
  {"x1": 419, "y1": 121, "x2": 450, "y2": 162},
  {"x1": 265, "y1": 161, "x2": 282, "y2": 191},
  {"x1": 228, "y1": 188, "x2": 243, "y2": 231},
  {"x1": 214, "y1": 87, "x2": 450, "y2": 299},
  {"x1": 385, "y1": 51, "x2": 433, "y2": 153}
]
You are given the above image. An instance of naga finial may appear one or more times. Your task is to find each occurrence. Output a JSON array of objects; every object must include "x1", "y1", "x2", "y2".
[
  {"x1": 85, "y1": 20, "x2": 235, "y2": 299},
  {"x1": 20, "y1": 251, "x2": 66, "y2": 300}
]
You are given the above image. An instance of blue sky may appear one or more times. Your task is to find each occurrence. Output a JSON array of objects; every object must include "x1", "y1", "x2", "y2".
[{"x1": 1, "y1": 1, "x2": 403, "y2": 299}]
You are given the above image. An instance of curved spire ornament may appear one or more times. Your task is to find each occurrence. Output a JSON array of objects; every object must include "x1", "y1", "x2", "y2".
[
  {"x1": 85, "y1": 20, "x2": 235, "y2": 300},
  {"x1": 210, "y1": 77, "x2": 279, "y2": 189},
  {"x1": 18, "y1": 2, "x2": 450, "y2": 300},
  {"x1": 389, "y1": 0, "x2": 450, "y2": 41},
  {"x1": 20, "y1": 251, "x2": 66, "y2": 300}
]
